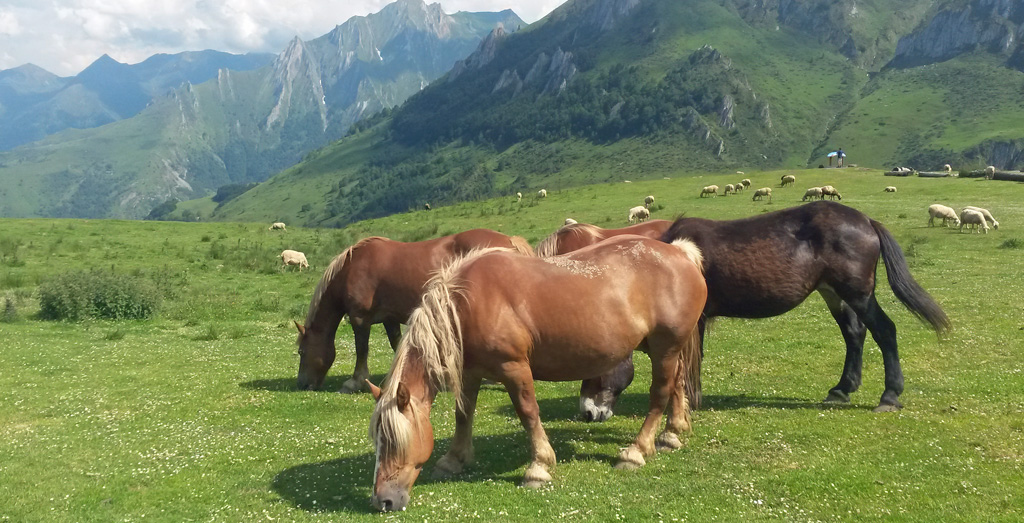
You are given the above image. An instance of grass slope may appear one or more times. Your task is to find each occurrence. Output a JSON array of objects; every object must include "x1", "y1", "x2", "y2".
[{"x1": 2, "y1": 167, "x2": 1023, "y2": 521}]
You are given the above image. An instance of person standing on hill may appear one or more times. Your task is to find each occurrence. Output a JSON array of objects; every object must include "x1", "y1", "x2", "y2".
[{"x1": 837, "y1": 148, "x2": 845, "y2": 168}]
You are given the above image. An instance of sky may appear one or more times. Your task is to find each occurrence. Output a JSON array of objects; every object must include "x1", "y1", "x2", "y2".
[{"x1": 0, "y1": 0, "x2": 566, "y2": 77}]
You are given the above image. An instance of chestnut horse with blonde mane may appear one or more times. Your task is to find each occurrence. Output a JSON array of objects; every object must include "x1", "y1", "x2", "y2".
[
  {"x1": 295, "y1": 229, "x2": 534, "y2": 391},
  {"x1": 367, "y1": 236, "x2": 707, "y2": 512},
  {"x1": 535, "y1": 220, "x2": 672, "y2": 257}
]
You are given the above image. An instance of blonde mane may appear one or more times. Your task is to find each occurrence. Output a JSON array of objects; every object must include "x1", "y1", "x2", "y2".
[
  {"x1": 304, "y1": 237, "x2": 385, "y2": 326},
  {"x1": 536, "y1": 223, "x2": 604, "y2": 257},
  {"x1": 371, "y1": 246, "x2": 514, "y2": 456},
  {"x1": 670, "y1": 238, "x2": 705, "y2": 275}
]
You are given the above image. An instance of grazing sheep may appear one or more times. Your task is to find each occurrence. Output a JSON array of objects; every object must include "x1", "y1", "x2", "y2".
[
  {"x1": 733, "y1": 183, "x2": 744, "y2": 193},
  {"x1": 538, "y1": 189, "x2": 547, "y2": 198},
  {"x1": 700, "y1": 185, "x2": 719, "y2": 198},
  {"x1": 943, "y1": 164, "x2": 952, "y2": 173},
  {"x1": 820, "y1": 185, "x2": 842, "y2": 200},
  {"x1": 424, "y1": 203, "x2": 431, "y2": 211},
  {"x1": 884, "y1": 186, "x2": 897, "y2": 193},
  {"x1": 985, "y1": 165, "x2": 996, "y2": 178},
  {"x1": 736, "y1": 171, "x2": 745, "y2": 175},
  {"x1": 627, "y1": 205, "x2": 651, "y2": 223},
  {"x1": 752, "y1": 187, "x2": 772, "y2": 202},
  {"x1": 802, "y1": 187, "x2": 823, "y2": 201},
  {"x1": 564, "y1": 218, "x2": 578, "y2": 226},
  {"x1": 781, "y1": 174, "x2": 796, "y2": 187},
  {"x1": 962, "y1": 206, "x2": 999, "y2": 230},
  {"x1": 959, "y1": 209, "x2": 989, "y2": 234},
  {"x1": 280, "y1": 250, "x2": 309, "y2": 269},
  {"x1": 741, "y1": 178, "x2": 752, "y2": 187},
  {"x1": 927, "y1": 204, "x2": 960, "y2": 228},
  {"x1": 516, "y1": 192, "x2": 522, "y2": 202},
  {"x1": 644, "y1": 195, "x2": 655, "y2": 208},
  {"x1": 269, "y1": 222, "x2": 286, "y2": 231},
  {"x1": 723, "y1": 184, "x2": 735, "y2": 195}
]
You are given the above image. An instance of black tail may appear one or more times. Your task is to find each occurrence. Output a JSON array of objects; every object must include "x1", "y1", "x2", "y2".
[{"x1": 871, "y1": 220, "x2": 951, "y2": 333}]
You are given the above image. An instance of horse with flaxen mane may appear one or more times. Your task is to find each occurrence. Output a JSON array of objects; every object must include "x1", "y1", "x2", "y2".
[
  {"x1": 535, "y1": 220, "x2": 672, "y2": 257},
  {"x1": 295, "y1": 229, "x2": 534, "y2": 392},
  {"x1": 367, "y1": 236, "x2": 706, "y2": 512},
  {"x1": 580, "y1": 201, "x2": 950, "y2": 418}
]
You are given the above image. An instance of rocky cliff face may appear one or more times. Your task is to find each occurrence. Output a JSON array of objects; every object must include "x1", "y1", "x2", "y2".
[{"x1": 888, "y1": 0, "x2": 1024, "y2": 69}]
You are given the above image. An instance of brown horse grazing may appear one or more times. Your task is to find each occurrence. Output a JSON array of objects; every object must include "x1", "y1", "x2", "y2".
[
  {"x1": 581, "y1": 201, "x2": 950, "y2": 417},
  {"x1": 367, "y1": 236, "x2": 707, "y2": 512},
  {"x1": 535, "y1": 219, "x2": 672, "y2": 257},
  {"x1": 295, "y1": 229, "x2": 534, "y2": 392},
  {"x1": 535, "y1": 220, "x2": 672, "y2": 421}
]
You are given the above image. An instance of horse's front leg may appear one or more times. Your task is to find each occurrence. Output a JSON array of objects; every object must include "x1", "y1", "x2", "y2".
[
  {"x1": 433, "y1": 376, "x2": 482, "y2": 478},
  {"x1": 617, "y1": 348, "x2": 678, "y2": 470},
  {"x1": 503, "y1": 364, "x2": 555, "y2": 488},
  {"x1": 819, "y1": 290, "x2": 867, "y2": 404},
  {"x1": 340, "y1": 322, "x2": 372, "y2": 393}
]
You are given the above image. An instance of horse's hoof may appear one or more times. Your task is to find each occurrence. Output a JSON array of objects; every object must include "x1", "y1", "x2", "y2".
[
  {"x1": 339, "y1": 379, "x2": 367, "y2": 394},
  {"x1": 823, "y1": 390, "x2": 850, "y2": 404},
  {"x1": 432, "y1": 454, "x2": 464, "y2": 479},
  {"x1": 655, "y1": 432, "x2": 683, "y2": 451},
  {"x1": 522, "y1": 464, "x2": 551, "y2": 488},
  {"x1": 615, "y1": 445, "x2": 646, "y2": 470},
  {"x1": 873, "y1": 402, "x2": 902, "y2": 413}
]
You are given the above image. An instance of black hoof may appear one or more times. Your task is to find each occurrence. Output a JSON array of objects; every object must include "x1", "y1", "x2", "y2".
[{"x1": 823, "y1": 390, "x2": 851, "y2": 404}]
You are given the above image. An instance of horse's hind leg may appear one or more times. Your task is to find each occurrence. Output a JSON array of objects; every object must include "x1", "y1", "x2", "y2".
[
  {"x1": 618, "y1": 345, "x2": 679, "y2": 470},
  {"x1": 434, "y1": 375, "x2": 482, "y2": 479},
  {"x1": 842, "y1": 291, "x2": 904, "y2": 412},
  {"x1": 819, "y1": 289, "x2": 867, "y2": 404},
  {"x1": 340, "y1": 322, "x2": 372, "y2": 393},
  {"x1": 383, "y1": 321, "x2": 402, "y2": 351},
  {"x1": 502, "y1": 364, "x2": 556, "y2": 488}
]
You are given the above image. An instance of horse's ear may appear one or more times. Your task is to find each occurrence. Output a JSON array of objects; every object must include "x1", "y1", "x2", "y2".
[
  {"x1": 396, "y1": 382, "x2": 410, "y2": 411},
  {"x1": 367, "y1": 380, "x2": 382, "y2": 401},
  {"x1": 293, "y1": 320, "x2": 305, "y2": 337}
]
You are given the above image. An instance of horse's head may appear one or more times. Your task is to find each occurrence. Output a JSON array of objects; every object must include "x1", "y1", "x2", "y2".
[
  {"x1": 294, "y1": 321, "x2": 334, "y2": 390},
  {"x1": 368, "y1": 380, "x2": 434, "y2": 512}
]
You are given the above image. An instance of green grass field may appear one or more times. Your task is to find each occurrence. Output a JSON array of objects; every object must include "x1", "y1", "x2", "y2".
[{"x1": 2, "y1": 167, "x2": 1023, "y2": 521}]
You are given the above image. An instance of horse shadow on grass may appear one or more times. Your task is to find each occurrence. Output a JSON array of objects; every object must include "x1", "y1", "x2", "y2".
[
  {"x1": 239, "y1": 374, "x2": 387, "y2": 393},
  {"x1": 271, "y1": 424, "x2": 628, "y2": 515}
]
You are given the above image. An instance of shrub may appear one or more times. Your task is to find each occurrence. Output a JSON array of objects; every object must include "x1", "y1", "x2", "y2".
[
  {"x1": 999, "y1": 238, "x2": 1022, "y2": 249},
  {"x1": 2, "y1": 297, "x2": 17, "y2": 323},
  {"x1": 38, "y1": 270, "x2": 161, "y2": 321}
]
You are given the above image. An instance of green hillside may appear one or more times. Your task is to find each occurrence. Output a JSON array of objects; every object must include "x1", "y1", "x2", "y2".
[
  {"x1": 2, "y1": 169, "x2": 1023, "y2": 520},
  {"x1": 215, "y1": 0, "x2": 1024, "y2": 228}
]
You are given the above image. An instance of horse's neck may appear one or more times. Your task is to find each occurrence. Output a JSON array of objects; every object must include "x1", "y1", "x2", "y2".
[
  {"x1": 308, "y1": 295, "x2": 345, "y2": 339},
  {"x1": 394, "y1": 347, "x2": 440, "y2": 406}
]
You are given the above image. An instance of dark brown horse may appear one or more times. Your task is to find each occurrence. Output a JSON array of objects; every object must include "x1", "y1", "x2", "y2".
[
  {"x1": 535, "y1": 220, "x2": 672, "y2": 257},
  {"x1": 367, "y1": 236, "x2": 707, "y2": 511},
  {"x1": 295, "y1": 229, "x2": 534, "y2": 391},
  {"x1": 581, "y1": 201, "x2": 950, "y2": 416}
]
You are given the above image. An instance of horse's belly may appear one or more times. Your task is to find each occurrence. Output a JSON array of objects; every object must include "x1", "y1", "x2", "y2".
[{"x1": 527, "y1": 334, "x2": 640, "y2": 382}]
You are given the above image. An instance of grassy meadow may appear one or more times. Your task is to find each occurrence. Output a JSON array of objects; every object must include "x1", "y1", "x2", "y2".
[{"x1": 1, "y1": 167, "x2": 1023, "y2": 521}]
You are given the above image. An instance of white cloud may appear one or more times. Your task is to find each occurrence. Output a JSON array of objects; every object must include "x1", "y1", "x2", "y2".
[{"x1": 0, "y1": 1, "x2": 564, "y2": 76}]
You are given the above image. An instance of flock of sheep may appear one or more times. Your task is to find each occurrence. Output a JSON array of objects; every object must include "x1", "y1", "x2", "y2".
[{"x1": 929, "y1": 204, "x2": 1000, "y2": 234}]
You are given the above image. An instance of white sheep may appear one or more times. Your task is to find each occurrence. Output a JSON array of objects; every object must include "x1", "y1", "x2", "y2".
[
  {"x1": 884, "y1": 186, "x2": 897, "y2": 193},
  {"x1": 723, "y1": 184, "x2": 735, "y2": 195},
  {"x1": 821, "y1": 185, "x2": 842, "y2": 200},
  {"x1": 943, "y1": 164, "x2": 952, "y2": 173},
  {"x1": 280, "y1": 249, "x2": 309, "y2": 269},
  {"x1": 752, "y1": 187, "x2": 772, "y2": 202},
  {"x1": 733, "y1": 183, "x2": 744, "y2": 193},
  {"x1": 780, "y1": 174, "x2": 796, "y2": 187},
  {"x1": 962, "y1": 206, "x2": 998, "y2": 230},
  {"x1": 959, "y1": 209, "x2": 989, "y2": 234},
  {"x1": 516, "y1": 192, "x2": 522, "y2": 202},
  {"x1": 741, "y1": 178, "x2": 752, "y2": 187},
  {"x1": 644, "y1": 195, "x2": 655, "y2": 208},
  {"x1": 928, "y1": 204, "x2": 960, "y2": 227},
  {"x1": 269, "y1": 222, "x2": 286, "y2": 231},
  {"x1": 700, "y1": 185, "x2": 719, "y2": 198},
  {"x1": 538, "y1": 189, "x2": 547, "y2": 198},
  {"x1": 802, "y1": 187, "x2": 823, "y2": 201},
  {"x1": 628, "y1": 206, "x2": 650, "y2": 223},
  {"x1": 985, "y1": 165, "x2": 996, "y2": 178}
]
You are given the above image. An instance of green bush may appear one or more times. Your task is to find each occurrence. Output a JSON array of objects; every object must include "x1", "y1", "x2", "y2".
[{"x1": 38, "y1": 270, "x2": 161, "y2": 321}]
